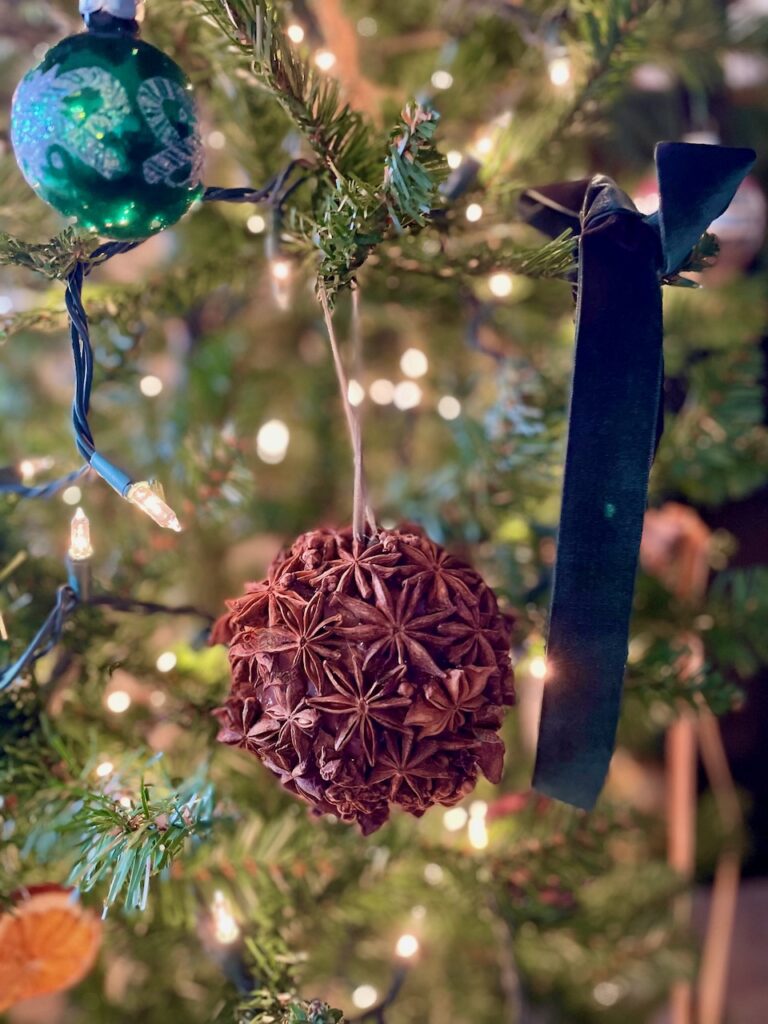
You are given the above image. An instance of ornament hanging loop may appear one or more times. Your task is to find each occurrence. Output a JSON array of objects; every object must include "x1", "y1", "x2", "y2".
[{"x1": 80, "y1": 0, "x2": 144, "y2": 32}]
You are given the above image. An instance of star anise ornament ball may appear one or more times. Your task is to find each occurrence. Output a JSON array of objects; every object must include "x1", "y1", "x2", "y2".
[{"x1": 213, "y1": 525, "x2": 515, "y2": 834}]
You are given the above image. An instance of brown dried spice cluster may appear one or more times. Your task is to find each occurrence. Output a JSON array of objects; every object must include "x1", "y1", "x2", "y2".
[{"x1": 213, "y1": 525, "x2": 514, "y2": 834}]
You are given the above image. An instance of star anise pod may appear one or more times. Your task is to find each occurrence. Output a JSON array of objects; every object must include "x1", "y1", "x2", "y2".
[
  {"x1": 213, "y1": 695, "x2": 261, "y2": 750},
  {"x1": 335, "y1": 579, "x2": 448, "y2": 676},
  {"x1": 229, "y1": 561, "x2": 307, "y2": 629},
  {"x1": 311, "y1": 536, "x2": 401, "y2": 598},
  {"x1": 399, "y1": 537, "x2": 480, "y2": 606},
  {"x1": 230, "y1": 593, "x2": 341, "y2": 687},
  {"x1": 437, "y1": 600, "x2": 502, "y2": 667},
  {"x1": 369, "y1": 731, "x2": 449, "y2": 803},
  {"x1": 404, "y1": 666, "x2": 495, "y2": 736},
  {"x1": 257, "y1": 678, "x2": 319, "y2": 763},
  {"x1": 310, "y1": 660, "x2": 410, "y2": 764}
]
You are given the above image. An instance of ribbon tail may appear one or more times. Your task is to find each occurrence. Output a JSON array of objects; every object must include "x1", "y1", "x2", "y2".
[{"x1": 533, "y1": 208, "x2": 664, "y2": 809}]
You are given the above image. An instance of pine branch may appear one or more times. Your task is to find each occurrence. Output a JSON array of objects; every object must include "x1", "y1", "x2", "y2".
[
  {"x1": 197, "y1": 0, "x2": 375, "y2": 181},
  {"x1": 22, "y1": 758, "x2": 218, "y2": 911}
]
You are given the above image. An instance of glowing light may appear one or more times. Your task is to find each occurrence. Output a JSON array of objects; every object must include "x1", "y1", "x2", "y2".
[
  {"x1": 400, "y1": 347, "x2": 428, "y2": 379},
  {"x1": 393, "y1": 381, "x2": 423, "y2": 410},
  {"x1": 529, "y1": 655, "x2": 547, "y2": 680},
  {"x1": 107, "y1": 690, "x2": 132, "y2": 714},
  {"x1": 139, "y1": 374, "x2": 163, "y2": 397},
  {"x1": 468, "y1": 800, "x2": 489, "y2": 850},
  {"x1": 314, "y1": 50, "x2": 337, "y2": 72},
  {"x1": 488, "y1": 271, "x2": 513, "y2": 298},
  {"x1": 593, "y1": 981, "x2": 621, "y2": 1007},
  {"x1": 437, "y1": 395, "x2": 461, "y2": 421},
  {"x1": 269, "y1": 259, "x2": 293, "y2": 311},
  {"x1": 156, "y1": 651, "x2": 177, "y2": 674},
  {"x1": 207, "y1": 130, "x2": 226, "y2": 150},
  {"x1": 126, "y1": 482, "x2": 182, "y2": 532},
  {"x1": 0, "y1": 614, "x2": 7, "y2": 642},
  {"x1": 19, "y1": 456, "x2": 54, "y2": 481},
  {"x1": 443, "y1": 806, "x2": 469, "y2": 831},
  {"x1": 68, "y1": 507, "x2": 93, "y2": 561},
  {"x1": 62, "y1": 485, "x2": 82, "y2": 506},
  {"x1": 119, "y1": 795, "x2": 132, "y2": 808},
  {"x1": 548, "y1": 54, "x2": 572, "y2": 88},
  {"x1": 150, "y1": 690, "x2": 167, "y2": 707},
  {"x1": 247, "y1": 214, "x2": 266, "y2": 234},
  {"x1": 474, "y1": 135, "x2": 494, "y2": 158},
  {"x1": 465, "y1": 203, "x2": 483, "y2": 223},
  {"x1": 286, "y1": 23, "x2": 305, "y2": 43},
  {"x1": 257, "y1": 419, "x2": 290, "y2": 464},
  {"x1": 431, "y1": 70, "x2": 454, "y2": 90},
  {"x1": 424, "y1": 863, "x2": 444, "y2": 885},
  {"x1": 96, "y1": 760, "x2": 114, "y2": 778},
  {"x1": 411, "y1": 905, "x2": 427, "y2": 921},
  {"x1": 395, "y1": 933, "x2": 420, "y2": 959},
  {"x1": 211, "y1": 890, "x2": 240, "y2": 945},
  {"x1": 348, "y1": 379, "x2": 365, "y2": 407},
  {"x1": 357, "y1": 17, "x2": 378, "y2": 36},
  {"x1": 351, "y1": 986, "x2": 378, "y2": 1010},
  {"x1": 369, "y1": 379, "x2": 395, "y2": 405},
  {"x1": 446, "y1": 150, "x2": 463, "y2": 170}
]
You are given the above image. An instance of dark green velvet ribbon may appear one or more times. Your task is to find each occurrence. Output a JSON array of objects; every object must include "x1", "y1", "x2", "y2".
[{"x1": 521, "y1": 142, "x2": 756, "y2": 809}]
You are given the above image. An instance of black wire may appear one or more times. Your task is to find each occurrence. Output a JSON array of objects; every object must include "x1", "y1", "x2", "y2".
[
  {"x1": 0, "y1": 584, "x2": 80, "y2": 693},
  {"x1": 2, "y1": 160, "x2": 313, "y2": 503},
  {"x1": 90, "y1": 594, "x2": 215, "y2": 623}
]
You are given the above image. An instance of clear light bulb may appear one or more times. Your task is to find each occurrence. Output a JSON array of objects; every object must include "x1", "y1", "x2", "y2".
[
  {"x1": 211, "y1": 890, "x2": 240, "y2": 945},
  {"x1": 68, "y1": 507, "x2": 94, "y2": 561},
  {"x1": 126, "y1": 482, "x2": 182, "y2": 532},
  {"x1": 395, "y1": 933, "x2": 420, "y2": 959}
]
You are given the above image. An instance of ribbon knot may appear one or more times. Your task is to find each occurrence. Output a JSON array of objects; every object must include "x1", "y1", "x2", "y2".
[{"x1": 521, "y1": 141, "x2": 755, "y2": 810}]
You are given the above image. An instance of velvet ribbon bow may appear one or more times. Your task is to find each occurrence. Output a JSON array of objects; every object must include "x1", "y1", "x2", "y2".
[{"x1": 520, "y1": 141, "x2": 756, "y2": 809}]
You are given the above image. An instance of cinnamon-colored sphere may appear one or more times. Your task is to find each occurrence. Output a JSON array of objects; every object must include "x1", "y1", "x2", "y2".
[{"x1": 214, "y1": 526, "x2": 514, "y2": 834}]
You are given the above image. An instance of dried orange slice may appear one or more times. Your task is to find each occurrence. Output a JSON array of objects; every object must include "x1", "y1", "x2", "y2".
[{"x1": 0, "y1": 885, "x2": 102, "y2": 1011}]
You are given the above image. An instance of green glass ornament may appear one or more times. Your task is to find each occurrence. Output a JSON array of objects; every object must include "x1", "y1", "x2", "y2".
[{"x1": 11, "y1": 30, "x2": 204, "y2": 240}]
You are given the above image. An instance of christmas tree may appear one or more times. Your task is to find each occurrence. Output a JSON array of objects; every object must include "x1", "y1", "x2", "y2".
[{"x1": 1, "y1": 1, "x2": 767, "y2": 1022}]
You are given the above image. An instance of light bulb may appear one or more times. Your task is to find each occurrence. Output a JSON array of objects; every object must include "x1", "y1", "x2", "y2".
[
  {"x1": 257, "y1": 419, "x2": 290, "y2": 464},
  {"x1": 286, "y1": 23, "x2": 305, "y2": 43},
  {"x1": 207, "y1": 130, "x2": 226, "y2": 150},
  {"x1": 465, "y1": 203, "x2": 483, "y2": 223},
  {"x1": 488, "y1": 272, "x2": 513, "y2": 298},
  {"x1": 352, "y1": 986, "x2": 378, "y2": 1010},
  {"x1": 269, "y1": 259, "x2": 293, "y2": 311},
  {"x1": 400, "y1": 348, "x2": 428, "y2": 379},
  {"x1": 96, "y1": 760, "x2": 114, "y2": 778},
  {"x1": 156, "y1": 651, "x2": 177, "y2": 673},
  {"x1": 139, "y1": 374, "x2": 163, "y2": 397},
  {"x1": 0, "y1": 613, "x2": 7, "y2": 642},
  {"x1": 468, "y1": 800, "x2": 489, "y2": 849},
  {"x1": 395, "y1": 933, "x2": 420, "y2": 959},
  {"x1": 529, "y1": 655, "x2": 547, "y2": 680},
  {"x1": 393, "y1": 381, "x2": 423, "y2": 410},
  {"x1": 369, "y1": 379, "x2": 395, "y2": 405},
  {"x1": 106, "y1": 690, "x2": 131, "y2": 714},
  {"x1": 474, "y1": 135, "x2": 494, "y2": 158},
  {"x1": 314, "y1": 50, "x2": 337, "y2": 71},
  {"x1": 68, "y1": 507, "x2": 93, "y2": 561},
  {"x1": 62, "y1": 485, "x2": 82, "y2": 506},
  {"x1": 446, "y1": 150, "x2": 463, "y2": 170},
  {"x1": 247, "y1": 214, "x2": 266, "y2": 234},
  {"x1": 211, "y1": 890, "x2": 240, "y2": 945},
  {"x1": 548, "y1": 53, "x2": 572, "y2": 88},
  {"x1": 126, "y1": 482, "x2": 182, "y2": 532},
  {"x1": 18, "y1": 456, "x2": 54, "y2": 482},
  {"x1": 443, "y1": 806, "x2": 469, "y2": 831},
  {"x1": 431, "y1": 70, "x2": 454, "y2": 90},
  {"x1": 437, "y1": 396, "x2": 461, "y2": 420},
  {"x1": 347, "y1": 379, "x2": 365, "y2": 407},
  {"x1": 271, "y1": 259, "x2": 292, "y2": 282}
]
